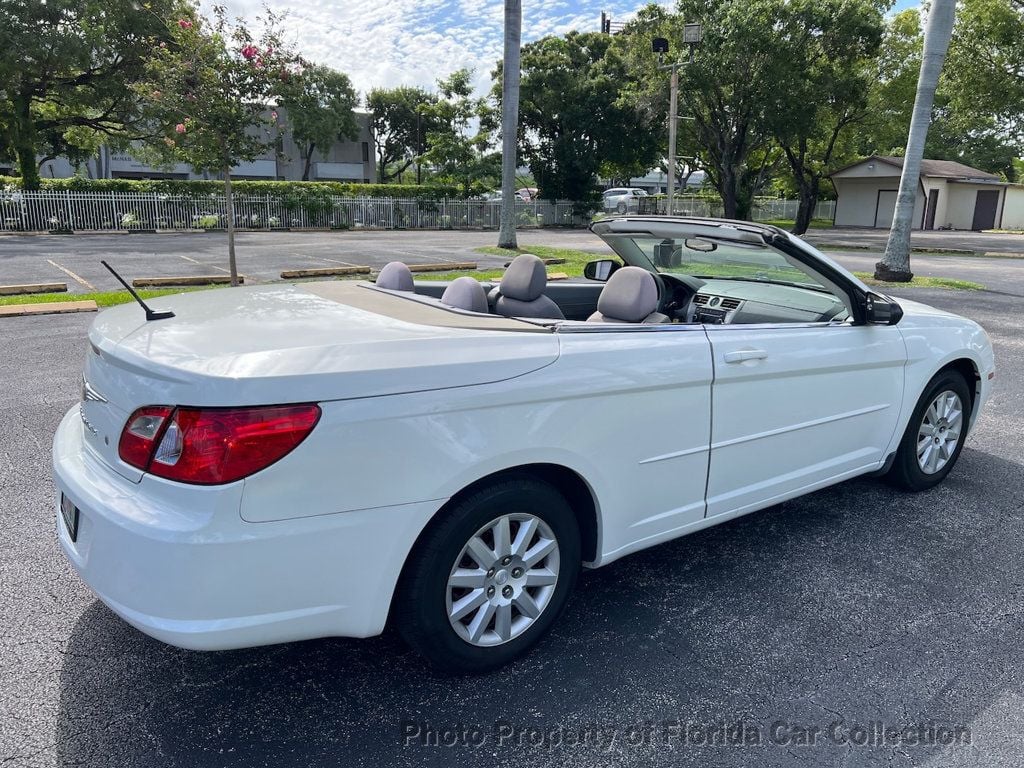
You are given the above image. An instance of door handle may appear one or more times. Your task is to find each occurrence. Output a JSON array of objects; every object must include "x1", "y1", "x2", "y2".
[{"x1": 723, "y1": 349, "x2": 768, "y2": 364}]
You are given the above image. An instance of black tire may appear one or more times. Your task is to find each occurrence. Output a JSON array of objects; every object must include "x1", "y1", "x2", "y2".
[
  {"x1": 887, "y1": 370, "x2": 972, "y2": 491},
  {"x1": 395, "y1": 476, "x2": 580, "y2": 674}
]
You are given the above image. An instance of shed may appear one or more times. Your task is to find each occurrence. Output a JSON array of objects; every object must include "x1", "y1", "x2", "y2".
[{"x1": 829, "y1": 155, "x2": 1024, "y2": 231}]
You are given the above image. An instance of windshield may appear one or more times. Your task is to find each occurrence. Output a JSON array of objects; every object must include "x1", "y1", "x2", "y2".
[{"x1": 604, "y1": 235, "x2": 829, "y2": 290}]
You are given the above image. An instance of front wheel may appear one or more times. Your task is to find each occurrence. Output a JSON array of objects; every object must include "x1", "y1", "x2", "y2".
[
  {"x1": 888, "y1": 370, "x2": 972, "y2": 491},
  {"x1": 395, "y1": 477, "x2": 580, "y2": 674}
]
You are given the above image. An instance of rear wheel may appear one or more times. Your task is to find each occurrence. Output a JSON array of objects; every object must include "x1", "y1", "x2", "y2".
[
  {"x1": 888, "y1": 370, "x2": 972, "y2": 491},
  {"x1": 396, "y1": 477, "x2": 580, "y2": 674}
]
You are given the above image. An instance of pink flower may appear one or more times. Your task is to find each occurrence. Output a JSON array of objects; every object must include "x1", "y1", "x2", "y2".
[
  {"x1": 177, "y1": 19, "x2": 193, "y2": 29},
  {"x1": 152, "y1": 90, "x2": 161, "y2": 98},
  {"x1": 175, "y1": 123, "x2": 186, "y2": 134},
  {"x1": 241, "y1": 44, "x2": 259, "y2": 60},
  {"x1": 159, "y1": 41, "x2": 166, "y2": 48},
  {"x1": 266, "y1": 47, "x2": 274, "y2": 56},
  {"x1": 270, "y1": 110, "x2": 278, "y2": 120}
]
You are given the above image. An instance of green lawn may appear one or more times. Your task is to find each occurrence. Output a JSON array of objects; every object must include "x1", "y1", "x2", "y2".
[
  {"x1": 411, "y1": 245, "x2": 605, "y2": 281},
  {"x1": 415, "y1": 245, "x2": 986, "y2": 292},
  {"x1": 852, "y1": 272, "x2": 984, "y2": 291},
  {"x1": 759, "y1": 218, "x2": 834, "y2": 230},
  {"x1": 0, "y1": 286, "x2": 213, "y2": 307}
]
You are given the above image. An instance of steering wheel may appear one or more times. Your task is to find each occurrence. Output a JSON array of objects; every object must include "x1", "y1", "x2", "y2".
[{"x1": 655, "y1": 273, "x2": 694, "y2": 320}]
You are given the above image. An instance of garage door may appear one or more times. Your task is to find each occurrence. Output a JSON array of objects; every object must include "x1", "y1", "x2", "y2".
[{"x1": 875, "y1": 190, "x2": 897, "y2": 228}]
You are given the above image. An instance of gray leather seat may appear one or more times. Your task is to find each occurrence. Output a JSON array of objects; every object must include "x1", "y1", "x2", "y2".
[
  {"x1": 493, "y1": 254, "x2": 564, "y2": 319},
  {"x1": 588, "y1": 266, "x2": 670, "y2": 324},
  {"x1": 440, "y1": 277, "x2": 489, "y2": 313},
  {"x1": 376, "y1": 261, "x2": 414, "y2": 292}
]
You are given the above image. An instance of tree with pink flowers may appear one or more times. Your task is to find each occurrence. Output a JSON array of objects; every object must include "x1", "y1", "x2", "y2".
[{"x1": 136, "y1": 4, "x2": 301, "y2": 285}]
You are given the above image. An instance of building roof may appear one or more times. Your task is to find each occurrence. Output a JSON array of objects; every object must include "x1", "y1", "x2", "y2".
[{"x1": 830, "y1": 155, "x2": 1001, "y2": 180}]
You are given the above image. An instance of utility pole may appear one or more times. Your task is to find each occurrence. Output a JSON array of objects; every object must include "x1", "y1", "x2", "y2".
[
  {"x1": 667, "y1": 63, "x2": 679, "y2": 216},
  {"x1": 654, "y1": 23, "x2": 700, "y2": 217}
]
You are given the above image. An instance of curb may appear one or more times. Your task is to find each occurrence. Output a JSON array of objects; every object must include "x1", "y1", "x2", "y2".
[
  {"x1": 405, "y1": 262, "x2": 478, "y2": 273},
  {"x1": 0, "y1": 282, "x2": 68, "y2": 296},
  {"x1": 281, "y1": 266, "x2": 370, "y2": 279},
  {"x1": 0, "y1": 300, "x2": 98, "y2": 317},
  {"x1": 815, "y1": 242, "x2": 977, "y2": 255},
  {"x1": 132, "y1": 275, "x2": 241, "y2": 287}
]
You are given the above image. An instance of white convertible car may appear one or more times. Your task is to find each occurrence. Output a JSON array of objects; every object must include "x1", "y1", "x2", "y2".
[{"x1": 53, "y1": 217, "x2": 994, "y2": 672}]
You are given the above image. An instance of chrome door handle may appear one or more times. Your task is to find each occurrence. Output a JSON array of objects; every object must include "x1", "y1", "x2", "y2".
[{"x1": 723, "y1": 349, "x2": 768, "y2": 363}]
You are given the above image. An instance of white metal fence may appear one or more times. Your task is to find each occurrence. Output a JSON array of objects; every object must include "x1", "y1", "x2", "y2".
[
  {"x1": 0, "y1": 190, "x2": 836, "y2": 233},
  {"x1": 0, "y1": 191, "x2": 586, "y2": 232},
  {"x1": 638, "y1": 196, "x2": 836, "y2": 221}
]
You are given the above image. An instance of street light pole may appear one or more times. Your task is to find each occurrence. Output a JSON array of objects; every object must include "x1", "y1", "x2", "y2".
[
  {"x1": 655, "y1": 23, "x2": 700, "y2": 218},
  {"x1": 667, "y1": 64, "x2": 678, "y2": 216}
]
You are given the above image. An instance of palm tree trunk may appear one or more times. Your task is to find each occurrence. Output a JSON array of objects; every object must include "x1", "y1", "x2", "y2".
[
  {"x1": 497, "y1": 0, "x2": 522, "y2": 250},
  {"x1": 875, "y1": 0, "x2": 956, "y2": 282},
  {"x1": 224, "y1": 167, "x2": 239, "y2": 286}
]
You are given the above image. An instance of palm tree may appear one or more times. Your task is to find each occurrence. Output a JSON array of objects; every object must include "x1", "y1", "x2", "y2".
[
  {"x1": 498, "y1": 0, "x2": 522, "y2": 250},
  {"x1": 875, "y1": 0, "x2": 957, "y2": 282}
]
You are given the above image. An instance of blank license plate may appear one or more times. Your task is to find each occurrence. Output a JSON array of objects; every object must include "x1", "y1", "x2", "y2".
[{"x1": 61, "y1": 494, "x2": 79, "y2": 542}]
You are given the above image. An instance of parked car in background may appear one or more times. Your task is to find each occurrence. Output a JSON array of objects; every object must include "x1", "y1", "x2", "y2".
[
  {"x1": 516, "y1": 187, "x2": 539, "y2": 202},
  {"x1": 53, "y1": 217, "x2": 993, "y2": 673},
  {"x1": 603, "y1": 187, "x2": 648, "y2": 213}
]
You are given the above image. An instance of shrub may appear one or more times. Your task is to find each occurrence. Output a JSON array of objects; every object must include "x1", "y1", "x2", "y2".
[{"x1": 0, "y1": 176, "x2": 463, "y2": 200}]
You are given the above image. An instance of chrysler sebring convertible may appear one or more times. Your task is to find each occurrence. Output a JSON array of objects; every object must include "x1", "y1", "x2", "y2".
[{"x1": 53, "y1": 217, "x2": 994, "y2": 672}]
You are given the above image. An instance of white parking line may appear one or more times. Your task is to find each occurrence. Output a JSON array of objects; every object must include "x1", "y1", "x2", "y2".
[
  {"x1": 178, "y1": 254, "x2": 201, "y2": 264},
  {"x1": 296, "y1": 253, "x2": 361, "y2": 267},
  {"x1": 47, "y1": 260, "x2": 96, "y2": 290}
]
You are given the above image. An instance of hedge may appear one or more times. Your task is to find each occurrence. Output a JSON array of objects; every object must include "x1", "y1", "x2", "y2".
[{"x1": 0, "y1": 176, "x2": 463, "y2": 200}]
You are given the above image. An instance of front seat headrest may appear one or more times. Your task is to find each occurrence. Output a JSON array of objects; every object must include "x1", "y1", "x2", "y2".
[
  {"x1": 499, "y1": 254, "x2": 548, "y2": 301},
  {"x1": 589, "y1": 266, "x2": 667, "y2": 323},
  {"x1": 376, "y1": 261, "x2": 415, "y2": 292},
  {"x1": 440, "y1": 277, "x2": 489, "y2": 313}
]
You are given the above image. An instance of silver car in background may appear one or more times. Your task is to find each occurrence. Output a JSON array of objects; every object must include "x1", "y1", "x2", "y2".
[{"x1": 602, "y1": 187, "x2": 648, "y2": 213}]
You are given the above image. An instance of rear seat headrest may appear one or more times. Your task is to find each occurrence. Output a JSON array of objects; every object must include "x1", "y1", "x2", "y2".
[
  {"x1": 440, "y1": 277, "x2": 489, "y2": 313},
  {"x1": 376, "y1": 261, "x2": 414, "y2": 292}
]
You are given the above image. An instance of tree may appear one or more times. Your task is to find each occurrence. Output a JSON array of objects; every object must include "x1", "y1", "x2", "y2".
[
  {"x1": 0, "y1": 0, "x2": 182, "y2": 189},
  {"x1": 498, "y1": 0, "x2": 522, "y2": 250},
  {"x1": 280, "y1": 64, "x2": 358, "y2": 181},
  {"x1": 877, "y1": 0, "x2": 957, "y2": 282},
  {"x1": 419, "y1": 70, "x2": 499, "y2": 197},
  {"x1": 766, "y1": 0, "x2": 886, "y2": 234},
  {"x1": 366, "y1": 86, "x2": 439, "y2": 183},
  {"x1": 135, "y1": 5, "x2": 299, "y2": 285},
  {"x1": 504, "y1": 31, "x2": 660, "y2": 204},
  {"x1": 860, "y1": 6, "x2": 1022, "y2": 179},
  {"x1": 618, "y1": 2, "x2": 783, "y2": 220}
]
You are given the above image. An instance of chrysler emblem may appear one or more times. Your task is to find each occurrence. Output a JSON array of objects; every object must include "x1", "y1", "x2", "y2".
[{"x1": 82, "y1": 377, "x2": 107, "y2": 404}]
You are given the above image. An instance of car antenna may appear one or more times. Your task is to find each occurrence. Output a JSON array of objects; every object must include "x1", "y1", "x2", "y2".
[{"x1": 100, "y1": 260, "x2": 175, "y2": 321}]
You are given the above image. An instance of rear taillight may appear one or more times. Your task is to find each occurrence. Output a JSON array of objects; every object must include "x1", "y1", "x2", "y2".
[{"x1": 118, "y1": 404, "x2": 321, "y2": 485}]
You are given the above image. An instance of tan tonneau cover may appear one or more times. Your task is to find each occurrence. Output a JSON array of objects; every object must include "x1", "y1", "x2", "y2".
[{"x1": 301, "y1": 281, "x2": 553, "y2": 333}]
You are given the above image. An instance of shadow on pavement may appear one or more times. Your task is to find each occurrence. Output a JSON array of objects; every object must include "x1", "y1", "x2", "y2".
[{"x1": 56, "y1": 447, "x2": 1024, "y2": 768}]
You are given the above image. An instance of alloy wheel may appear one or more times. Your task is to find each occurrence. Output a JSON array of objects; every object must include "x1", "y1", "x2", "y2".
[
  {"x1": 917, "y1": 390, "x2": 964, "y2": 475},
  {"x1": 446, "y1": 513, "x2": 560, "y2": 647}
]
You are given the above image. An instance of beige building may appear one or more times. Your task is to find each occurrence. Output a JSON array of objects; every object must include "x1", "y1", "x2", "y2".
[
  {"x1": 3, "y1": 110, "x2": 376, "y2": 183},
  {"x1": 830, "y1": 155, "x2": 1024, "y2": 231}
]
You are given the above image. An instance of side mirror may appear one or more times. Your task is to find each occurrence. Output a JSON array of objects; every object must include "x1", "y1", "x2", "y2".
[
  {"x1": 584, "y1": 259, "x2": 620, "y2": 282},
  {"x1": 864, "y1": 292, "x2": 903, "y2": 325}
]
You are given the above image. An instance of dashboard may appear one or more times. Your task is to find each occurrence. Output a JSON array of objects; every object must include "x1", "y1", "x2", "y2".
[{"x1": 659, "y1": 275, "x2": 849, "y2": 325}]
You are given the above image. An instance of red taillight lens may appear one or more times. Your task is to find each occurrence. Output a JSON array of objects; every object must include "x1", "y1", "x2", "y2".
[{"x1": 118, "y1": 404, "x2": 321, "y2": 485}]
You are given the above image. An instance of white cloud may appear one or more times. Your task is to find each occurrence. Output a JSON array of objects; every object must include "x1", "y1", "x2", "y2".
[{"x1": 211, "y1": 0, "x2": 644, "y2": 98}]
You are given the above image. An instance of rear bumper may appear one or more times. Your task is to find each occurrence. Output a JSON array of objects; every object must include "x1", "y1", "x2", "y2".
[{"x1": 52, "y1": 407, "x2": 440, "y2": 650}]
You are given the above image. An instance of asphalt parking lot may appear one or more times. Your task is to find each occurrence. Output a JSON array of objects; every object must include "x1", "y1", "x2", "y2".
[
  {"x1": 1, "y1": 283, "x2": 1022, "y2": 767},
  {"x1": 2, "y1": 227, "x2": 1024, "y2": 295}
]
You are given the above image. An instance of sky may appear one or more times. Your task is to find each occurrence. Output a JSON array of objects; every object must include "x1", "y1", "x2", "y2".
[{"x1": 217, "y1": 0, "x2": 923, "y2": 99}]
